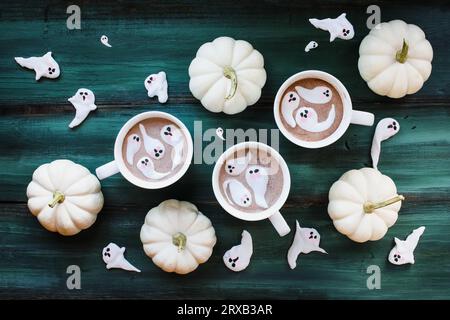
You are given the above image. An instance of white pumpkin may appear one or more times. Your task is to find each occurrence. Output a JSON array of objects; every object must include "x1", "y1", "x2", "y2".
[
  {"x1": 140, "y1": 199, "x2": 217, "y2": 274},
  {"x1": 26, "y1": 159, "x2": 104, "y2": 236},
  {"x1": 358, "y1": 20, "x2": 433, "y2": 98},
  {"x1": 188, "y1": 36, "x2": 267, "y2": 114},
  {"x1": 328, "y1": 168, "x2": 404, "y2": 243}
]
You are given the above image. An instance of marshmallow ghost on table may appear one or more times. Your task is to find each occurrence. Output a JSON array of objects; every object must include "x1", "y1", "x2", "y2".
[
  {"x1": 295, "y1": 105, "x2": 336, "y2": 133},
  {"x1": 126, "y1": 134, "x2": 141, "y2": 165},
  {"x1": 216, "y1": 127, "x2": 225, "y2": 141},
  {"x1": 223, "y1": 230, "x2": 253, "y2": 272},
  {"x1": 160, "y1": 124, "x2": 184, "y2": 170},
  {"x1": 287, "y1": 220, "x2": 327, "y2": 269},
  {"x1": 309, "y1": 13, "x2": 354, "y2": 42},
  {"x1": 371, "y1": 118, "x2": 400, "y2": 170},
  {"x1": 145, "y1": 71, "x2": 168, "y2": 103},
  {"x1": 296, "y1": 85, "x2": 332, "y2": 104},
  {"x1": 139, "y1": 124, "x2": 165, "y2": 160},
  {"x1": 305, "y1": 41, "x2": 319, "y2": 52},
  {"x1": 388, "y1": 227, "x2": 425, "y2": 265},
  {"x1": 281, "y1": 91, "x2": 300, "y2": 128},
  {"x1": 68, "y1": 88, "x2": 97, "y2": 128},
  {"x1": 102, "y1": 243, "x2": 141, "y2": 272},
  {"x1": 136, "y1": 156, "x2": 170, "y2": 180},
  {"x1": 100, "y1": 35, "x2": 112, "y2": 47},
  {"x1": 225, "y1": 152, "x2": 252, "y2": 176},
  {"x1": 245, "y1": 165, "x2": 269, "y2": 209},
  {"x1": 15, "y1": 52, "x2": 60, "y2": 81},
  {"x1": 223, "y1": 179, "x2": 252, "y2": 208}
]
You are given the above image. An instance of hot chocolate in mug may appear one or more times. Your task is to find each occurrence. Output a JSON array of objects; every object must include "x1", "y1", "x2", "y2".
[
  {"x1": 274, "y1": 70, "x2": 374, "y2": 148},
  {"x1": 212, "y1": 141, "x2": 291, "y2": 236},
  {"x1": 96, "y1": 111, "x2": 193, "y2": 189}
]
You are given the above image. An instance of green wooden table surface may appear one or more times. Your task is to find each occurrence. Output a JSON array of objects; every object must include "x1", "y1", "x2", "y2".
[{"x1": 0, "y1": 0, "x2": 449, "y2": 300}]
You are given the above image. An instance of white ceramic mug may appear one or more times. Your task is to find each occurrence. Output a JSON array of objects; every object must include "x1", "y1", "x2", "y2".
[
  {"x1": 96, "y1": 111, "x2": 193, "y2": 189},
  {"x1": 212, "y1": 141, "x2": 291, "y2": 237},
  {"x1": 274, "y1": 70, "x2": 374, "y2": 148}
]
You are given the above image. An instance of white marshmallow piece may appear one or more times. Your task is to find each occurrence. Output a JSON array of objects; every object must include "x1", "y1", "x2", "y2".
[
  {"x1": 126, "y1": 134, "x2": 141, "y2": 165},
  {"x1": 100, "y1": 35, "x2": 112, "y2": 47},
  {"x1": 15, "y1": 51, "x2": 60, "y2": 81},
  {"x1": 295, "y1": 85, "x2": 332, "y2": 104},
  {"x1": 145, "y1": 71, "x2": 168, "y2": 103},
  {"x1": 139, "y1": 124, "x2": 166, "y2": 160},
  {"x1": 295, "y1": 105, "x2": 336, "y2": 133},
  {"x1": 305, "y1": 41, "x2": 319, "y2": 52},
  {"x1": 309, "y1": 13, "x2": 354, "y2": 42},
  {"x1": 371, "y1": 118, "x2": 400, "y2": 170},
  {"x1": 225, "y1": 152, "x2": 252, "y2": 176},
  {"x1": 245, "y1": 165, "x2": 269, "y2": 209},
  {"x1": 281, "y1": 91, "x2": 300, "y2": 128},
  {"x1": 216, "y1": 127, "x2": 225, "y2": 141},
  {"x1": 287, "y1": 220, "x2": 327, "y2": 269},
  {"x1": 68, "y1": 88, "x2": 97, "y2": 128},
  {"x1": 160, "y1": 124, "x2": 185, "y2": 170},
  {"x1": 223, "y1": 230, "x2": 253, "y2": 272},
  {"x1": 388, "y1": 227, "x2": 425, "y2": 265},
  {"x1": 223, "y1": 179, "x2": 252, "y2": 208},
  {"x1": 136, "y1": 156, "x2": 170, "y2": 180},
  {"x1": 102, "y1": 243, "x2": 141, "y2": 272}
]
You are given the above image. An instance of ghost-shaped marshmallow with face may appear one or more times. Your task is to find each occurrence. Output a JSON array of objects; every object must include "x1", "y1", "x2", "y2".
[
  {"x1": 287, "y1": 220, "x2": 327, "y2": 269},
  {"x1": 160, "y1": 124, "x2": 184, "y2": 170},
  {"x1": 309, "y1": 13, "x2": 355, "y2": 42},
  {"x1": 102, "y1": 243, "x2": 141, "y2": 272},
  {"x1": 223, "y1": 179, "x2": 252, "y2": 208},
  {"x1": 68, "y1": 88, "x2": 97, "y2": 128},
  {"x1": 388, "y1": 226, "x2": 425, "y2": 265},
  {"x1": 223, "y1": 230, "x2": 253, "y2": 272},
  {"x1": 295, "y1": 85, "x2": 332, "y2": 104},
  {"x1": 126, "y1": 134, "x2": 141, "y2": 165},
  {"x1": 15, "y1": 51, "x2": 60, "y2": 81},
  {"x1": 295, "y1": 105, "x2": 336, "y2": 133},
  {"x1": 281, "y1": 91, "x2": 300, "y2": 128},
  {"x1": 245, "y1": 165, "x2": 269, "y2": 209},
  {"x1": 139, "y1": 124, "x2": 165, "y2": 160},
  {"x1": 225, "y1": 152, "x2": 252, "y2": 176},
  {"x1": 145, "y1": 71, "x2": 168, "y2": 103},
  {"x1": 371, "y1": 118, "x2": 400, "y2": 170},
  {"x1": 136, "y1": 156, "x2": 170, "y2": 180}
]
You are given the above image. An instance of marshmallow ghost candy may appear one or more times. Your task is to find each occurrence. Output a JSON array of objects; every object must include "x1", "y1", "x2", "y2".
[
  {"x1": 225, "y1": 152, "x2": 252, "y2": 176},
  {"x1": 68, "y1": 88, "x2": 97, "y2": 128},
  {"x1": 139, "y1": 124, "x2": 165, "y2": 160},
  {"x1": 287, "y1": 220, "x2": 327, "y2": 269},
  {"x1": 100, "y1": 35, "x2": 112, "y2": 47},
  {"x1": 295, "y1": 105, "x2": 336, "y2": 133},
  {"x1": 145, "y1": 71, "x2": 168, "y2": 103},
  {"x1": 305, "y1": 41, "x2": 319, "y2": 52},
  {"x1": 102, "y1": 243, "x2": 141, "y2": 272},
  {"x1": 223, "y1": 179, "x2": 252, "y2": 208},
  {"x1": 136, "y1": 156, "x2": 170, "y2": 180},
  {"x1": 388, "y1": 226, "x2": 425, "y2": 265},
  {"x1": 245, "y1": 165, "x2": 269, "y2": 209},
  {"x1": 126, "y1": 134, "x2": 141, "y2": 165},
  {"x1": 295, "y1": 85, "x2": 332, "y2": 104},
  {"x1": 309, "y1": 13, "x2": 355, "y2": 42},
  {"x1": 216, "y1": 127, "x2": 226, "y2": 141},
  {"x1": 160, "y1": 124, "x2": 184, "y2": 170},
  {"x1": 223, "y1": 230, "x2": 253, "y2": 272},
  {"x1": 15, "y1": 52, "x2": 60, "y2": 81},
  {"x1": 371, "y1": 118, "x2": 400, "y2": 170},
  {"x1": 281, "y1": 91, "x2": 300, "y2": 128}
]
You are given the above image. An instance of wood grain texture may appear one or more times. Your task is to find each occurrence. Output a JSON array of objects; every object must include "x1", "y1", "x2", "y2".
[{"x1": 0, "y1": 0, "x2": 449, "y2": 299}]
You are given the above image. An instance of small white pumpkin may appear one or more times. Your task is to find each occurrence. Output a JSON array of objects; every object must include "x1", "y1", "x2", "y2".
[
  {"x1": 358, "y1": 20, "x2": 433, "y2": 98},
  {"x1": 26, "y1": 159, "x2": 104, "y2": 236},
  {"x1": 188, "y1": 36, "x2": 267, "y2": 114},
  {"x1": 140, "y1": 199, "x2": 217, "y2": 274},
  {"x1": 328, "y1": 168, "x2": 404, "y2": 243}
]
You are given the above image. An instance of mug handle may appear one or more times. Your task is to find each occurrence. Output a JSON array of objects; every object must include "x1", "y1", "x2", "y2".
[
  {"x1": 269, "y1": 211, "x2": 291, "y2": 237},
  {"x1": 351, "y1": 110, "x2": 374, "y2": 126},
  {"x1": 96, "y1": 160, "x2": 120, "y2": 180}
]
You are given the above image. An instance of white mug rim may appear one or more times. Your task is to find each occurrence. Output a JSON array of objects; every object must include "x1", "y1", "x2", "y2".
[
  {"x1": 113, "y1": 111, "x2": 193, "y2": 189},
  {"x1": 273, "y1": 70, "x2": 353, "y2": 149},
  {"x1": 212, "y1": 141, "x2": 291, "y2": 222}
]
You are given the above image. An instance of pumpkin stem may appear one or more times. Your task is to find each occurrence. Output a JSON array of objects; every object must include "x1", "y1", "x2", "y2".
[
  {"x1": 395, "y1": 39, "x2": 409, "y2": 63},
  {"x1": 172, "y1": 232, "x2": 187, "y2": 251},
  {"x1": 223, "y1": 66, "x2": 238, "y2": 100},
  {"x1": 48, "y1": 191, "x2": 65, "y2": 208},
  {"x1": 363, "y1": 195, "x2": 405, "y2": 214}
]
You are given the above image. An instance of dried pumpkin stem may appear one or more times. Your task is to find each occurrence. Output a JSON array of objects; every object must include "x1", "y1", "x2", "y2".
[
  {"x1": 223, "y1": 66, "x2": 238, "y2": 100},
  {"x1": 172, "y1": 232, "x2": 187, "y2": 251},
  {"x1": 363, "y1": 195, "x2": 405, "y2": 214},
  {"x1": 395, "y1": 39, "x2": 409, "y2": 63},
  {"x1": 48, "y1": 191, "x2": 65, "y2": 208}
]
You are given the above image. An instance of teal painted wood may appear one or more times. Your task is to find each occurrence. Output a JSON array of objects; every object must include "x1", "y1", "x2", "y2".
[{"x1": 0, "y1": 0, "x2": 449, "y2": 299}]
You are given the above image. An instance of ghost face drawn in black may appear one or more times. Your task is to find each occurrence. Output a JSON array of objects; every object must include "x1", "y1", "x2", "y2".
[
  {"x1": 342, "y1": 28, "x2": 351, "y2": 37},
  {"x1": 48, "y1": 66, "x2": 56, "y2": 75},
  {"x1": 104, "y1": 247, "x2": 111, "y2": 258},
  {"x1": 387, "y1": 121, "x2": 398, "y2": 131},
  {"x1": 228, "y1": 257, "x2": 239, "y2": 268},
  {"x1": 153, "y1": 148, "x2": 164, "y2": 158},
  {"x1": 78, "y1": 90, "x2": 89, "y2": 101}
]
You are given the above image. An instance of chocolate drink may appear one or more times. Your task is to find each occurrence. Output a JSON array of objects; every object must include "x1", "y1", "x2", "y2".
[
  {"x1": 122, "y1": 117, "x2": 187, "y2": 182},
  {"x1": 279, "y1": 78, "x2": 344, "y2": 142},
  {"x1": 218, "y1": 147, "x2": 284, "y2": 213}
]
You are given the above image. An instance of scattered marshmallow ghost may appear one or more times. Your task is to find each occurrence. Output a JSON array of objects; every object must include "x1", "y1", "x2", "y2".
[
  {"x1": 15, "y1": 51, "x2": 60, "y2": 81},
  {"x1": 160, "y1": 124, "x2": 184, "y2": 170},
  {"x1": 388, "y1": 226, "x2": 425, "y2": 266},
  {"x1": 245, "y1": 165, "x2": 269, "y2": 209},
  {"x1": 102, "y1": 243, "x2": 141, "y2": 272},
  {"x1": 100, "y1": 35, "x2": 112, "y2": 47},
  {"x1": 281, "y1": 91, "x2": 300, "y2": 128},
  {"x1": 287, "y1": 221, "x2": 327, "y2": 269},
  {"x1": 305, "y1": 41, "x2": 319, "y2": 52},
  {"x1": 126, "y1": 134, "x2": 141, "y2": 165},
  {"x1": 223, "y1": 230, "x2": 253, "y2": 272},
  {"x1": 295, "y1": 85, "x2": 332, "y2": 104},
  {"x1": 145, "y1": 71, "x2": 168, "y2": 103},
  {"x1": 309, "y1": 13, "x2": 354, "y2": 42},
  {"x1": 136, "y1": 156, "x2": 170, "y2": 180},
  {"x1": 139, "y1": 124, "x2": 165, "y2": 160},
  {"x1": 295, "y1": 105, "x2": 336, "y2": 133},
  {"x1": 225, "y1": 152, "x2": 252, "y2": 176},
  {"x1": 223, "y1": 179, "x2": 252, "y2": 208},
  {"x1": 68, "y1": 88, "x2": 97, "y2": 128},
  {"x1": 371, "y1": 118, "x2": 400, "y2": 170},
  {"x1": 216, "y1": 127, "x2": 226, "y2": 141}
]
